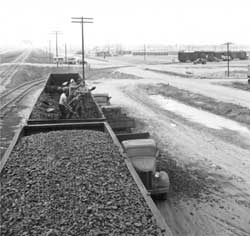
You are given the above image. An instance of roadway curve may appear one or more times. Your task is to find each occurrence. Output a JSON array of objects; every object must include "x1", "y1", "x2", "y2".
[{"x1": 117, "y1": 66, "x2": 250, "y2": 110}]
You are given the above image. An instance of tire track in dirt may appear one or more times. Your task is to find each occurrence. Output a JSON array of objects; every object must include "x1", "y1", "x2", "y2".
[
  {"x1": 117, "y1": 67, "x2": 250, "y2": 110},
  {"x1": 116, "y1": 84, "x2": 250, "y2": 236}
]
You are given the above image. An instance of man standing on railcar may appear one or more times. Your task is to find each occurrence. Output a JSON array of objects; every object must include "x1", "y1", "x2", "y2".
[{"x1": 59, "y1": 91, "x2": 68, "y2": 119}]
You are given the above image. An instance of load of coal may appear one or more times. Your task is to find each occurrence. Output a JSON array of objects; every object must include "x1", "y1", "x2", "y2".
[
  {"x1": 30, "y1": 92, "x2": 60, "y2": 120},
  {"x1": 0, "y1": 130, "x2": 164, "y2": 235},
  {"x1": 68, "y1": 93, "x2": 101, "y2": 119},
  {"x1": 30, "y1": 92, "x2": 101, "y2": 120}
]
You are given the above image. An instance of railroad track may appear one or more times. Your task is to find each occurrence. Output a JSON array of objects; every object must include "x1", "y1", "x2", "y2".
[
  {"x1": 0, "y1": 79, "x2": 45, "y2": 117},
  {"x1": 0, "y1": 79, "x2": 45, "y2": 100},
  {"x1": 0, "y1": 50, "x2": 31, "y2": 87}
]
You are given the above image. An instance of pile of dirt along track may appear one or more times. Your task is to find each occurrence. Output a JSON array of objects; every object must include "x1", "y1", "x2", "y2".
[
  {"x1": 0, "y1": 130, "x2": 165, "y2": 236},
  {"x1": 157, "y1": 151, "x2": 220, "y2": 202},
  {"x1": 30, "y1": 92, "x2": 101, "y2": 120}
]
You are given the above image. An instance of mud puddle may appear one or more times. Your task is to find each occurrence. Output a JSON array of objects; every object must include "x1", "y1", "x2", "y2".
[{"x1": 150, "y1": 94, "x2": 250, "y2": 138}]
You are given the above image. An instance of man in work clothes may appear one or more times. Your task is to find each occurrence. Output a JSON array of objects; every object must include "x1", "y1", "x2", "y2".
[
  {"x1": 68, "y1": 78, "x2": 77, "y2": 99},
  {"x1": 59, "y1": 92, "x2": 67, "y2": 119}
]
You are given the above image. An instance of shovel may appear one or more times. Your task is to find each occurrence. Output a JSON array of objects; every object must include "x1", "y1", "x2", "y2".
[{"x1": 46, "y1": 108, "x2": 55, "y2": 113}]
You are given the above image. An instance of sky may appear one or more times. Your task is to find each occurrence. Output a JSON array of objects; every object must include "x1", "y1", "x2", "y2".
[{"x1": 0, "y1": 0, "x2": 250, "y2": 50}]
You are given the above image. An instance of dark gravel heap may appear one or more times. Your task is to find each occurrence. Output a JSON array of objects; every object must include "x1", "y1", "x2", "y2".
[
  {"x1": 68, "y1": 93, "x2": 101, "y2": 119},
  {"x1": 158, "y1": 153, "x2": 216, "y2": 201},
  {"x1": 30, "y1": 92, "x2": 60, "y2": 120},
  {"x1": 0, "y1": 130, "x2": 164, "y2": 235},
  {"x1": 30, "y1": 92, "x2": 102, "y2": 120}
]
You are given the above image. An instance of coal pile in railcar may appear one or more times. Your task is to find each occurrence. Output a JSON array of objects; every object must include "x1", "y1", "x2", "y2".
[
  {"x1": 0, "y1": 130, "x2": 164, "y2": 235},
  {"x1": 29, "y1": 73, "x2": 102, "y2": 120}
]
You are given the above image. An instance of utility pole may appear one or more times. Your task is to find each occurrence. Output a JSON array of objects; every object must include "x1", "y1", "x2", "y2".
[
  {"x1": 51, "y1": 31, "x2": 62, "y2": 67},
  {"x1": 65, "y1": 43, "x2": 67, "y2": 65},
  {"x1": 71, "y1": 17, "x2": 94, "y2": 81},
  {"x1": 223, "y1": 42, "x2": 233, "y2": 77},
  {"x1": 144, "y1": 44, "x2": 146, "y2": 61},
  {"x1": 49, "y1": 40, "x2": 51, "y2": 63}
]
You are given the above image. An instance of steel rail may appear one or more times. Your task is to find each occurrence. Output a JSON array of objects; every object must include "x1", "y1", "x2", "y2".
[
  {"x1": 0, "y1": 79, "x2": 45, "y2": 100},
  {"x1": 0, "y1": 80, "x2": 45, "y2": 115}
]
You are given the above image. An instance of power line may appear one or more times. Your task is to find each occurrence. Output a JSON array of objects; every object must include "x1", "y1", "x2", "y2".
[{"x1": 71, "y1": 17, "x2": 94, "y2": 81}]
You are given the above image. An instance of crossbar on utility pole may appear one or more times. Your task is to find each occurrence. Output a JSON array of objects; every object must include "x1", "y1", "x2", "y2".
[{"x1": 71, "y1": 17, "x2": 94, "y2": 82}]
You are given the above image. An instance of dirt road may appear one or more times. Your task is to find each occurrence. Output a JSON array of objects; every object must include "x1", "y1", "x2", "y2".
[
  {"x1": 93, "y1": 74, "x2": 250, "y2": 236},
  {"x1": 124, "y1": 86, "x2": 250, "y2": 236},
  {"x1": 117, "y1": 67, "x2": 250, "y2": 110}
]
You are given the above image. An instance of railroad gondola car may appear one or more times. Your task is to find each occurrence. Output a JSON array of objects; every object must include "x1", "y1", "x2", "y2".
[
  {"x1": 0, "y1": 73, "x2": 173, "y2": 235},
  {"x1": 178, "y1": 50, "x2": 248, "y2": 62}
]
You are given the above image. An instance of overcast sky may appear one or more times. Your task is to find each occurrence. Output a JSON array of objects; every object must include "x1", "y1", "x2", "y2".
[{"x1": 0, "y1": 0, "x2": 249, "y2": 49}]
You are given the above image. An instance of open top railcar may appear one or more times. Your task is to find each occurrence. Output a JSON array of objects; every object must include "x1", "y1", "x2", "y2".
[
  {"x1": 0, "y1": 73, "x2": 172, "y2": 235},
  {"x1": 0, "y1": 121, "x2": 172, "y2": 235},
  {"x1": 28, "y1": 73, "x2": 105, "y2": 124}
]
